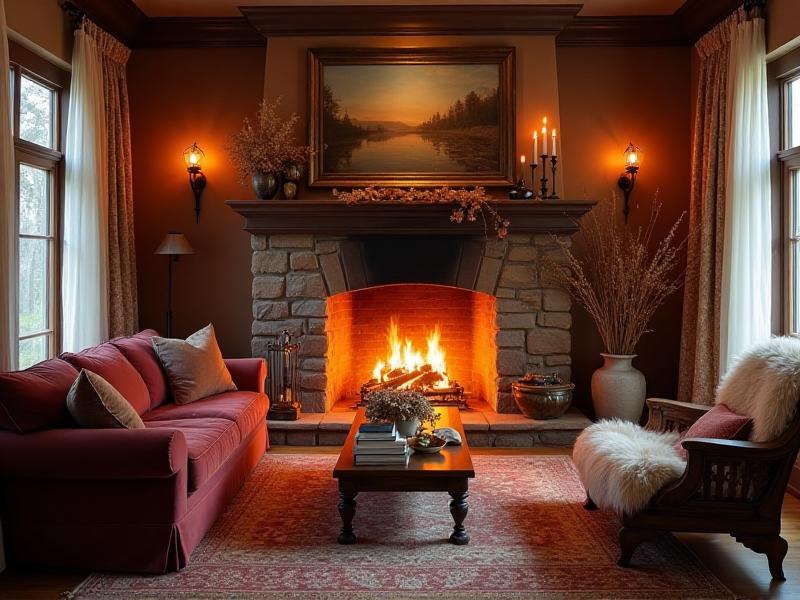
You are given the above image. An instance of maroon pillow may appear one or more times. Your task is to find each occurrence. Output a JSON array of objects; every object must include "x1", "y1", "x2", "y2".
[
  {"x1": 673, "y1": 403, "x2": 752, "y2": 459},
  {"x1": 0, "y1": 358, "x2": 79, "y2": 432},
  {"x1": 112, "y1": 330, "x2": 170, "y2": 410},
  {"x1": 61, "y1": 344, "x2": 151, "y2": 416}
]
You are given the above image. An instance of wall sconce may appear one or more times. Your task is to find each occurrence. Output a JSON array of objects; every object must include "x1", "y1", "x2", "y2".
[
  {"x1": 617, "y1": 142, "x2": 641, "y2": 223},
  {"x1": 183, "y1": 142, "x2": 207, "y2": 222}
]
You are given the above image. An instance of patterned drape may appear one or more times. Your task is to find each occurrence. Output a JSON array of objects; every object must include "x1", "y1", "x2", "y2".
[
  {"x1": 677, "y1": 9, "x2": 745, "y2": 405},
  {"x1": 87, "y1": 21, "x2": 138, "y2": 337}
]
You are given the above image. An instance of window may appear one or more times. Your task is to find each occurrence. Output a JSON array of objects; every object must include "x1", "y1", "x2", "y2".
[
  {"x1": 9, "y1": 65, "x2": 63, "y2": 369},
  {"x1": 782, "y1": 70, "x2": 800, "y2": 335}
]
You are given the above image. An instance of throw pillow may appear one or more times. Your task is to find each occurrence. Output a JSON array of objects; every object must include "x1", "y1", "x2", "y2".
[
  {"x1": 152, "y1": 324, "x2": 237, "y2": 405},
  {"x1": 0, "y1": 358, "x2": 78, "y2": 432},
  {"x1": 66, "y1": 369, "x2": 145, "y2": 429},
  {"x1": 673, "y1": 403, "x2": 752, "y2": 459}
]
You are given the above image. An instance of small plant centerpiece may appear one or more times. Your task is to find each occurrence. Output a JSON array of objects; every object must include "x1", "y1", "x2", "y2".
[
  {"x1": 541, "y1": 195, "x2": 687, "y2": 422},
  {"x1": 228, "y1": 98, "x2": 312, "y2": 200},
  {"x1": 364, "y1": 389, "x2": 440, "y2": 437}
]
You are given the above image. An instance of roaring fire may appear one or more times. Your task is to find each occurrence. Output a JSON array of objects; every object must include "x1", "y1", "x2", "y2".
[{"x1": 371, "y1": 318, "x2": 450, "y2": 389}]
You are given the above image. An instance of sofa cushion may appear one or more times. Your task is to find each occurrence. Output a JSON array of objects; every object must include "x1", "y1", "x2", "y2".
[
  {"x1": 572, "y1": 419, "x2": 686, "y2": 516},
  {"x1": 152, "y1": 324, "x2": 236, "y2": 405},
  {"x1": 0, "y1": 358, "x2": 78, "y2": 432},
  {"x1": 67, "y1": 369, "x2": 146, "y2": 430},
  {"x1": 673, "y1": 404, "x2": 752, "y2": 459},
  {"x1": 145, "y1": 417, "x2": 240, "y2": 492},
  {"x1": 112, "y1": 330, "x2": 170, "y2": 410},
  {"x1": 61, "y1": 344, "x2": 150, "y2": 416},
  {"x1": 144, "y1": 391, "x2": 267, "y2": 439}
]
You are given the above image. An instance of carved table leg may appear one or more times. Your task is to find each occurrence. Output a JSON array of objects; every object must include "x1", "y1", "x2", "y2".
[
  {"x1": 337, "y1": 491, "x2": 358, "y2": 544},
  {"x1": 449, "y1": 491, "x2": 470, "y2": 545}
]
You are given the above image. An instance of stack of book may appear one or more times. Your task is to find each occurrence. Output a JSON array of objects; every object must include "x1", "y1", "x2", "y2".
[{"x1": 353, "y1": 422, "x2": 410, "y2": 466}]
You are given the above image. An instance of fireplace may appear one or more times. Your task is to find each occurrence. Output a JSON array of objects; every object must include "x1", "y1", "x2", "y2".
[
  {"x1": 326, "y1": 284, "x2": 497, "y2": 409},
  {"x1": 228, "y1": 199, "x2": 594, "y2": 415}
]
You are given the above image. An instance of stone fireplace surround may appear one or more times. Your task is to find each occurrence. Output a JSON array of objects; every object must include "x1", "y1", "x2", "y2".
[{"x1": 229, "y1": 200, "x2": 594, "y2": 416}]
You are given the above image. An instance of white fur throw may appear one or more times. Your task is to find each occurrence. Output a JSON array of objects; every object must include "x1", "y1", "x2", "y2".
[
  {"x1": 716, "y1": 336, "x2": 800, "y2": 442},
  {"x1": 572, "y1": 419, "x2": 686, "y2": 515}
]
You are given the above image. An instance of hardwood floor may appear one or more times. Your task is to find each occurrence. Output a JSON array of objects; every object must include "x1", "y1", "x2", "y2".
[{"x1": 2, "y1": 446, "x2": 799, "y2": 599}]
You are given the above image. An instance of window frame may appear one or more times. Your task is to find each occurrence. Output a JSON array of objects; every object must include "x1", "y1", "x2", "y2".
[{"x1": 9, "y1": 59, "x2": 64, "y2": 368}]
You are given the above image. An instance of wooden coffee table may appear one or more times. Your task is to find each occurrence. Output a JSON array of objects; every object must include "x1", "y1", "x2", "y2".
[{"x1": 333, "y1": 406, "x2": 475, "y2": 545}]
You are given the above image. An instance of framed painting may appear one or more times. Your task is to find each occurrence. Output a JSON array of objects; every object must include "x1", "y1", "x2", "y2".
[{"x1": 308, "y1": 47, "x2": 515, "y2": 188}]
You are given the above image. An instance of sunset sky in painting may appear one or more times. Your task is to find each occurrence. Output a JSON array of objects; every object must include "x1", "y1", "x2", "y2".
[{"x1": 323, "y1": 64, "x2": 499, "y2": 126}]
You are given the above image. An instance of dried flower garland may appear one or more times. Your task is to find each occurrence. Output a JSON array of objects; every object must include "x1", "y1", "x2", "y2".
[
  {"x1": 364, "y1": 389, "x2": 440, "y2": 427},
  {"x1": 227, "y1": 98, "x2": 313, "y2": 183},
  {"x1": 333, "y1": 186, "x2": 510, "y2": 239}
]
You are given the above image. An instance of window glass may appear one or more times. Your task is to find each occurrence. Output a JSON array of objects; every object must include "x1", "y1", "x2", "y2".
[
  {"x1": 19, "y1": 75, "x2": 53, "y2": 148},
  {"x1": 18, "y1": 336, "x2": 47, "y2": 370},
  {"x1": 18, "y1": 237, "x2": 48, "y2": 337},
  {"x1": 790, "y1": 78, "x2": 800, "y2": 149},
  {"x1": 18, "y1": 164, "x2": 49, "y2": 236}
]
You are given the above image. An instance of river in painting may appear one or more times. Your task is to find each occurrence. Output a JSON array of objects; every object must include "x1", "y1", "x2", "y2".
[
  {"x1": 320, "y1": 63, "x2": 502, "y2": 175},
  {"x1": 324, "y1": 127, "x2": 499, "y2": 173}
]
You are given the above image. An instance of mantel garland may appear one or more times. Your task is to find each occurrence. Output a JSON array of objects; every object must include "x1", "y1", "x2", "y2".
[{"x1": 333, "y1": 186, "x2": 510, "y2": 239}]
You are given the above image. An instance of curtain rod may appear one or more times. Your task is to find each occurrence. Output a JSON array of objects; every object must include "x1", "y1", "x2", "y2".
[{"x1": 60, "y1": 1, "x2": 85, "y2": 30}]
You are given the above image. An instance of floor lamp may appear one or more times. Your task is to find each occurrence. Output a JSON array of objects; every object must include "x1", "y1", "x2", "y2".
[{"x1": 155, "y1": 232, "x2": 195, "y2": 338}]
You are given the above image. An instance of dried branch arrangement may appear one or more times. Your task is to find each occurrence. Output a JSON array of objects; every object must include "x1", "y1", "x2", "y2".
[
  {"x1": 333, "y1": 186, "x2": 510, "y2": 239},
  {"x1": 541, "y1": 195, "x2": 687, "y2": 355},
  {"x1": 227, "y1": 98, "x2": 312, "y2": 182}
]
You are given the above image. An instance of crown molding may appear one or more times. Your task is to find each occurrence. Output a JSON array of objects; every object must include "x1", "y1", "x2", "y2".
[
  {"x1": 556, "y1": 16, "x2": 683, "y2": 47},
  {"x1": 239, "y1": 4, "x2": 582, "y2": 37},
  {"x1": 65, "y1": 1, "x2": 745, "y2": 49},
  {"x1": 136, "y1": 17, "x2": 265, "y2": 48}
]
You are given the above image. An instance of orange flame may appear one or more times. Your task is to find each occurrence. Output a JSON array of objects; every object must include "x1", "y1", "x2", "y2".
[{"x1": 372, "y1": 318, "x2": 450, "y2": 389}]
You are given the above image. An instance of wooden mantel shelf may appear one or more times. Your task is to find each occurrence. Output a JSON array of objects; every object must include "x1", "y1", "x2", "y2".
[{"x1": 225, "y1": 199, "x2": 596, "y2": 236}]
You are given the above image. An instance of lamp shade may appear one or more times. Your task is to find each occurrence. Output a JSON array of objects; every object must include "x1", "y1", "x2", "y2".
[
  {"x1": 623, "y1": 142, "x2": 642, "y2": 170},
  {"x1": 183, "y1": 142, "x2": 205, "y2": 170},
  {"x1": 155, "y1": 232, "x2": 195, "y2": 255}
]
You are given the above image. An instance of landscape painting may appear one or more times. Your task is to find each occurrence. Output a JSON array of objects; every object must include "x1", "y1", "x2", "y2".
[{"x1": 308, "y1": 48, "x2": 515, "y2": 187}]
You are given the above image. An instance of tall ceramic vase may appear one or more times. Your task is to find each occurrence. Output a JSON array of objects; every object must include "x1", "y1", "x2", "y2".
[{"x1": 590, "y1": 354, "x2": 646, "y2": 422}]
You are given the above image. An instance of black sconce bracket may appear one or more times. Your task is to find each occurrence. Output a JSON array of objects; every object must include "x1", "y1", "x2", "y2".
[
  {"x1": 188, "y1": 166, "x2": 207, "y2": 223},
  {"x1": 617, "y1": 166, "x2": 638, "y2": 224}
]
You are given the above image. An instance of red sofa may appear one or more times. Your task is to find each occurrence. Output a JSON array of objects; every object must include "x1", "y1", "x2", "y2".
[{"x1": 0, "y1": 329, "x2": 269, "y2": 573}]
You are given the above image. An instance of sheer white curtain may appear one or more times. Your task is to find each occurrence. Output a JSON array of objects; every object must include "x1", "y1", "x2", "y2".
[
  {"x1": 720, "y1": 14, "x2": 772, "y2": 372},
  {"x1": 62, "y1": 22, "x2": 109, "y2": 352}
]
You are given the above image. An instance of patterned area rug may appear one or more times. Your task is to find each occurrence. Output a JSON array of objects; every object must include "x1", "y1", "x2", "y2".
[{"x1": 69, "y1": 454, "x2": 733, "y2": 599}]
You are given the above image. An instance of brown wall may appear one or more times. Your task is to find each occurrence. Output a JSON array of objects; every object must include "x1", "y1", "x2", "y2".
[
  {"x1": 557, "y1": 46, "x2": 692, "y2": 414},
  {"x1": 767, "y1": 0, "x2": 800, "y2": 55},
  {"x1": 128, "y1": 46, "x2": 266, "y2": 357}
]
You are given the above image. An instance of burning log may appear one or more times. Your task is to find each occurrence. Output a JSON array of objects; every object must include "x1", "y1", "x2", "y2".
[{"x1": 362, "y1": 364, "x2": 432, "y2": 394}]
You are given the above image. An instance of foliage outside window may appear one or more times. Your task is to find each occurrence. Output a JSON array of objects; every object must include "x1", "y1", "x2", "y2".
[{"x1": 9, "y1": 64, "x2": 62, "y2": 369}]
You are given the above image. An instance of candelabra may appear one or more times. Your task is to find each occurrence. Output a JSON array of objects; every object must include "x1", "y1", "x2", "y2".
[
  {"x1": 549, "y1": 155, "x2": 559, "y2": 199},
  {"x1": 539, "y1": 154, "x2": 549, "y2": 199}
]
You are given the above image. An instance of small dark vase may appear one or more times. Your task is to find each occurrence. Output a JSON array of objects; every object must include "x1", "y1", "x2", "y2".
[{"x1": 252, "y1": 172, "x2": 279, "y2": 200}]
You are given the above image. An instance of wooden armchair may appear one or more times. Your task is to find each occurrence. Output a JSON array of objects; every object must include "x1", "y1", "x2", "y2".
[{"x1": 587, "y1": 397, "x2": 800, "y2": 580}]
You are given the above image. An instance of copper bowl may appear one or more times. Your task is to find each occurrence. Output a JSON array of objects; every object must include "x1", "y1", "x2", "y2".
[{"x1": 511, "y1": 381, "x2": 575, "y2": 419}]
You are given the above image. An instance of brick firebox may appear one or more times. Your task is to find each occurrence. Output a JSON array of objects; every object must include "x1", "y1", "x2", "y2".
[{"x1": 228, "y1": 199, "x2": 595, "y2": 414}]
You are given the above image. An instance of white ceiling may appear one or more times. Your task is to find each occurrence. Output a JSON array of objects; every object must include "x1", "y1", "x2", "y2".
[{"x1": 132, "y1": 0, "x2": 689, "y2": 18}]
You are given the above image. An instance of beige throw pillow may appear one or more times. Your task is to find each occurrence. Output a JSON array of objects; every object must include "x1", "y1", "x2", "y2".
[
  {"x1": 152, "y1": 324, "x2": 237, "y2": 405},
  {"x1": 67, "y1": 369, "x2": 145, "y2": 429}
]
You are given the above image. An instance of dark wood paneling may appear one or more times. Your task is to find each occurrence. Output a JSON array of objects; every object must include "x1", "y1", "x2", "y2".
[
  {"x1": 136, "y1": 18, "x2": 264, "y2": 48},
  {"x1": 225, "y1": 199, "x2": 595, "y2": 236},
  {"x1": 240, "y1": 4, "x2": 581, "y2": 37},
  {"x1": 557, "y1": 16, "x2": 684, "y2": 47}
]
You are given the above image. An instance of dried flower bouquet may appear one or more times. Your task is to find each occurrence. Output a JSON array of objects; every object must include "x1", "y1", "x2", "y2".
[
  {"x1": 364, "y1": 390, "x2": 440, "y2": 427},
  {"x1": 227, "y1": 98, "x2": 313, "y2": 182}
]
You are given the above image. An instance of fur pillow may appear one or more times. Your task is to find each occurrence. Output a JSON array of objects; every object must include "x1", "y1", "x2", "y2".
[
  {"x1": 716, "y1": 336, "x2": 800, "y2": 442},
  {"x1": 572, "y1": 419, "x2": 686, "y2": 515}
]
